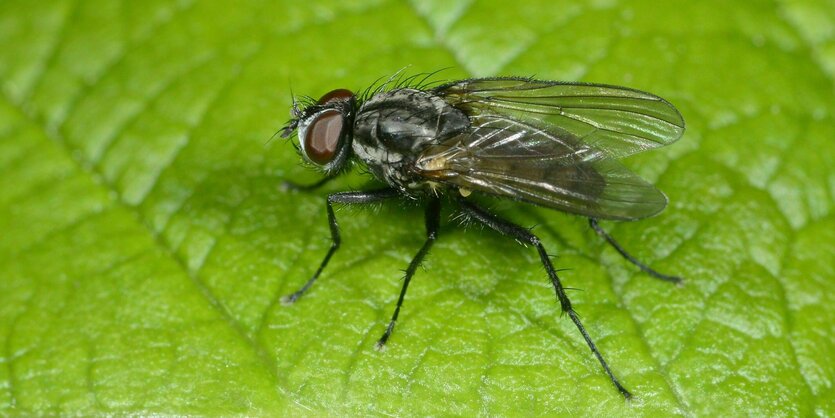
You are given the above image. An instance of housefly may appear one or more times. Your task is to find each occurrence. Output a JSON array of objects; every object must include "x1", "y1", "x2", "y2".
[{"x1": 279, "y1": 74, "x2": 685, "y2": 398}]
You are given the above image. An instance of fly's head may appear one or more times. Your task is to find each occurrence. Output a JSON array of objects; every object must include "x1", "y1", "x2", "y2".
[{"x1": 280, "y1": 88, "x2": 356, "y2": 174}]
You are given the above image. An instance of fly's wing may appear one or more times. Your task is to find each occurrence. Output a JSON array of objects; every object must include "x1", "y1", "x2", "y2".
[
  {"x1": 416, "y1": 115, "x2": 668, "y2": 220},
  {"x1": 434, "y1": 77, "x2": 685, "y2": 158}
]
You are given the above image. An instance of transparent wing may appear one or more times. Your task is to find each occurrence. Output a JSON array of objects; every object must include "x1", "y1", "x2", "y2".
[
  {"x1": 416, "y1": 115, "x2": 668, "y2": 220},
  {"x1": 434, "y1": 77, "x2": 685, "y2": 158}
]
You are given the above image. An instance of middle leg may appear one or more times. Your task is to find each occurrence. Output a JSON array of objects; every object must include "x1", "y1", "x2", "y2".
[
  {"x1": 458, "y1": 197, "x2": 632, "y2": 398},
  {"x1": 376, "y1": 197, "x2": 442, "y2": 349}
]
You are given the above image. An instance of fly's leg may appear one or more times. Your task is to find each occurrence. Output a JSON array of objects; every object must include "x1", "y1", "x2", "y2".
[
  {"x1": 281, "y1": 188, "x2": 399, "y2": 304},
  {"x1": 281, "y1": 175, "x2": 335, "y2": 192},
  {"x1": 459, "y1": 198, "x2": 632, "y2": 399},
  {"x1": 376, "y1": 197, "x2": 441, "y2": 349},
  {"x1": 589, "y1": 218, "x2": 682, "y2": 284}
]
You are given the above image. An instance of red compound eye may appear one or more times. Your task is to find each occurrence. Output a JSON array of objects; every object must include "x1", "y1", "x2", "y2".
[
  {"x1": 303, "y1": 109, "x2": 344, "y2": 165},
  {"x1": 317, "y1": 88, "x2": 354, "y2": 105}
]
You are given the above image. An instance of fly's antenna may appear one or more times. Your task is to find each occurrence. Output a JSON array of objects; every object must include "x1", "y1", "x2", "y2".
[
  {"x1": 289, "y1": 80, "x2": 302, "y2": 119},
  {"x1": 270, "y1": 81, "x2": 301, "y2": 144},
  {"x1": 278, "y1": 119, "x2": 298, "y2": 139}
]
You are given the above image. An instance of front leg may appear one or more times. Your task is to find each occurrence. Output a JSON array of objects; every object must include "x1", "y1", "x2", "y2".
[
  {"x1": 281, "y1": 175, "x2": 336, "y2": 192},
  {"x1": 281, "y1": 188, "x2": 399, "y2": 304}
]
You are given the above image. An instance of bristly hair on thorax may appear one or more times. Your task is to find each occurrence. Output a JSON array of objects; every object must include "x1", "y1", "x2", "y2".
[{"x1": 354, "y1": 67, "x2": 452, "y2": 103}]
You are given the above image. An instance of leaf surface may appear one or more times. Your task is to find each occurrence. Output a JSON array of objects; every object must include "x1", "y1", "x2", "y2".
[{"x1": 1, "y1": 0, "x2": 833, "y2": 415}]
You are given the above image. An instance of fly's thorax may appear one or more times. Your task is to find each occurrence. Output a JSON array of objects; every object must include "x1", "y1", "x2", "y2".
[{"x1": 352, "y1": 88, "x2": 469, "y2": 190}]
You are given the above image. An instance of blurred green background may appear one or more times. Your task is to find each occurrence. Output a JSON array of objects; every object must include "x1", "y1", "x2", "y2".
[{"x1": 1, "y1": 0, "x2": 834, "y2": 416}]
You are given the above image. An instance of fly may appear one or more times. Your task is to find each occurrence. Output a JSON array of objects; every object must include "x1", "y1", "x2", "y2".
[{"x1": 278, "y1": 74, "x2": 686, "y2": 399}]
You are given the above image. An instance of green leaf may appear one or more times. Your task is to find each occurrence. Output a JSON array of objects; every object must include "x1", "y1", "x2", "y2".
[{"x1": 1, "y1": 0, "x2": 833, "y2": 415}]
